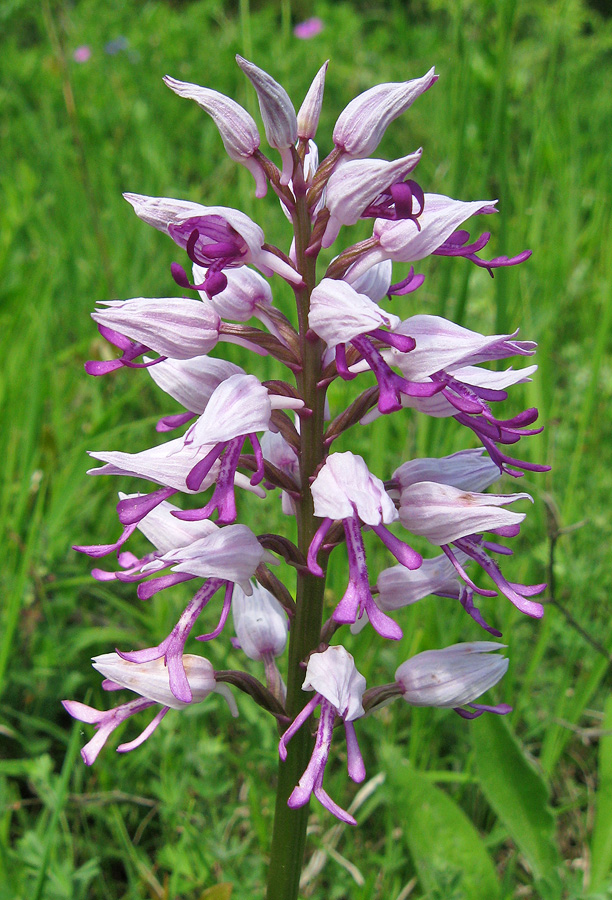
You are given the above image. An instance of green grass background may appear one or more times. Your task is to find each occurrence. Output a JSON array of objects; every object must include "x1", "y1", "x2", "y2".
[{"x1": 1, "y1": 0, "x2": 612, "y2": 897}]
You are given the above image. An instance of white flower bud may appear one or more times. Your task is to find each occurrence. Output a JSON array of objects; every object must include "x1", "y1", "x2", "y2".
[
  {"x1": 232, "y1": 582, "x2": 288, "y2": 660},
  {"x1": 333, "y1": 68, "x2": 437, "y2": 158},
  {"x1": 297, "y1": 61, "x2": 328, "y2": 140},
  {"x1": 236, "y1": 56, "x2": 297, "y2": 184}
]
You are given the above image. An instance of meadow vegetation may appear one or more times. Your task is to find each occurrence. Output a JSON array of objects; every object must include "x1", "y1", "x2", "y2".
[{"x1": 1, "y1": 0, "x2": 612, "y2": 897}]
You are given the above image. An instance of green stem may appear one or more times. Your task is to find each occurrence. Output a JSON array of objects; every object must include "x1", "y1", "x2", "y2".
[{"x1": 265, "y1": 178, "x2": 328, "y2": 900}]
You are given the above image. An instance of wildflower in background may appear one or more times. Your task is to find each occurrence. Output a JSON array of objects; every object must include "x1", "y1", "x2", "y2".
[
  {"x1": 293, "y1": 17, "x2": 324, "y2": 39},
  {"x1": 73, "y1": 45, "x2": 91, "y2": 63},
  {"x1": 105, "y1": 36, "x2": 129, "y2": 55}
]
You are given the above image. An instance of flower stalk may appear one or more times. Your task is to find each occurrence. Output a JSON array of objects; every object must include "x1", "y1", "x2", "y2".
[{"x1": 265, "y1": 177, "x2": 328, "y2": 900}]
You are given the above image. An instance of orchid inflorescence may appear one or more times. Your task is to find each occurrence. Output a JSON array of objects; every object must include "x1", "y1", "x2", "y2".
[{"x1": 64, "y1": 56, "x2": 546, "y2": 832}]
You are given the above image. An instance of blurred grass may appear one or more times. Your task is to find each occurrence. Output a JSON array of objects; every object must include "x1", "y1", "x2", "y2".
[{"x1": 1, "y1": 0, "x2": 612, "y2": 897}]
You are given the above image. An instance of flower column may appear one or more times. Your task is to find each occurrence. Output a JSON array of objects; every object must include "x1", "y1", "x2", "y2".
[{"x1": 266, "y1": 144, "x2": 328, "y2": 900}]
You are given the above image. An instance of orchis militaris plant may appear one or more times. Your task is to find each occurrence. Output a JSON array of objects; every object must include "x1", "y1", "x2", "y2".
[{"x1": 64, "y1": 57, "x2": 547, "y2": 900}]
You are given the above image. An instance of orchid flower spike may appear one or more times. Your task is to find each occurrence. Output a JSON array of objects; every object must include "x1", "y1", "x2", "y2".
[
  {"x1": 69, "y1": 60, "x2": 546, "y2": 862},
  {"x1": 395, "y1": 642, "x2": 511, "y2": 718},
  {"x1": 162, "y1": 76, "x2": 267, "y2": 198},
  {"x1": 279, "y1": 646, "x2": 366, "y2": 824},
  {"x1": 63, "y1": 653, "x2": 237, "y2": 765},
  {"x1": 307, "y1": 451, "x2": 422, "y2": 640}
]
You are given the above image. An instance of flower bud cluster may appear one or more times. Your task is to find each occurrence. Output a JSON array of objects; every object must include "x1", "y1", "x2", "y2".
[{"x1": 65, "y1": 57, "x2": 546, "y2": 830}]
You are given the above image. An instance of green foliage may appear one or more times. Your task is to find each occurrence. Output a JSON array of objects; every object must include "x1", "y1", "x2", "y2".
[
  {"x1": 381, "y1": 745, "x2": 502, "y2": 900},
  {"x1": 473, "y1": 713, "x2": 562, "y2": 897},
  {"x1": 589, "y1": 697, "x2": 612, "y2": 894},
  {"x1": 1, "y1": 0, "x2": 612, "y2": 897}
]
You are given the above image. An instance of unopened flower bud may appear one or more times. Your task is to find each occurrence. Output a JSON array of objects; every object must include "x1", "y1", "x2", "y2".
[
  {"x1": 163, "y1": 76, "x2": 267, "y2": 197},
  {"x1": 232, "y1": 581, "x2": 288, "y2": 660},
  {"x1": 297, "y1": 61, "x2": 328, "y2": 140},
  {"x1": 236, "y1": 55, "x2": 297, "y2": 184}
]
